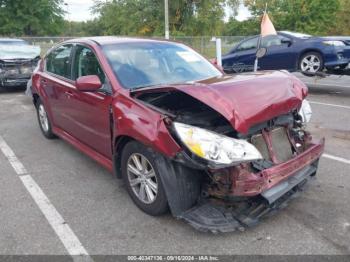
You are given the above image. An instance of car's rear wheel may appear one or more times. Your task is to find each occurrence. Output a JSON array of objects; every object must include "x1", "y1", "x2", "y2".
[
  {"x1": 299, "y1": 52, "x2": 323, "y2": 73},
  {"x1": 121, "y1": 141, "x2": 168, "y2": 216},
  {"x1": 35, "y1": 98, "x2": 56, "y2": 139}
]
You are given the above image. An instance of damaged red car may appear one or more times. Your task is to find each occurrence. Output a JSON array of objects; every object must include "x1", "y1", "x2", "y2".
[{"x1": 31, "y1": 37, "x2": 324, "y2": 232}]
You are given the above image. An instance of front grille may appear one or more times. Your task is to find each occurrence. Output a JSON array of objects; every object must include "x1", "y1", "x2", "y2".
[{"x1": 251, "y1": 127, "x2": 293, "y2": 163}]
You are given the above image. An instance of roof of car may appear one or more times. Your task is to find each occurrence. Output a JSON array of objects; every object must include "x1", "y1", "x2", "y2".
[{"x1": 69, "y1": 36, "x2": 170, "y2": 46}]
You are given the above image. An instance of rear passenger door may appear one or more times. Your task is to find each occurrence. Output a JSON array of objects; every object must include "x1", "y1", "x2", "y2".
[{"x1": 44, "y1": 44, "x2": 74, "y2": 129}]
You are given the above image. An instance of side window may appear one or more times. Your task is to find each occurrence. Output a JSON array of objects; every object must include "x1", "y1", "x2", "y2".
[
  {"x1": 46, "y1": 45, "x2": 73, "y2": 79},
  {"x1": 73, "y1": 45, "x2": 105, "y2": 83},
  {"x1": 262, "y1": 35, "x2": 289, "y2": 48},
  {"x1": 237, "y1": 37, "x2": 258, "y2": 51}
]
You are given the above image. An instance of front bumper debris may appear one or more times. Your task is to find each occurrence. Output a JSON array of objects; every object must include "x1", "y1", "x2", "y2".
[
  {"x1": 180, "y1": 162, "x2": 317, "y2": 233},
  {"x1": 179, "y1": 139, "x2": 324, "y2": 233}
]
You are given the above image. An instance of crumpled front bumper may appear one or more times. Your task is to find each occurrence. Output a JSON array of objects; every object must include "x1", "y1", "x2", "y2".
[
  {"x1": 180, "y1": 139, "x2": 325, "y2": 233},
  {"x1": 232, "y1": 138, "x2": 325, "y2": 198}
]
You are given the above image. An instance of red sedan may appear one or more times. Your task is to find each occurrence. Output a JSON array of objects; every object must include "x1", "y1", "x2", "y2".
[{"x1": 31, "y1": 37, "x2": 324, "y2": 232}]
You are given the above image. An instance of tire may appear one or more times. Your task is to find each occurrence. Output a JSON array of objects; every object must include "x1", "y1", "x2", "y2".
[
  {"x1": 121, "y1": 141, "x2": 169, "y2": 216},
  {"x1": 35, "y1": 98, "x2": 56, "y2": 139},
  {"x1": 299, "y1": 52, "x2": 323, "y2": 73}
]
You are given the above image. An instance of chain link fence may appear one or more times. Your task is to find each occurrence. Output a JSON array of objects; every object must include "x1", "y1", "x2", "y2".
[{"x1": 20, "y1": 36, "x2": 247, "y2": 58}]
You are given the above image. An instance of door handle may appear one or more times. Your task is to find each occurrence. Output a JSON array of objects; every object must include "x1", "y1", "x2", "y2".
[
  {"x1": 40, "y1": 79, "x2": 47, "y2": 86},
  {"x1": 65, "y1": 90, "x2": 74, "y2": 99}
]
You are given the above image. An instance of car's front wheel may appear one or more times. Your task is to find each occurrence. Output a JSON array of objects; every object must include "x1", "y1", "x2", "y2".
[
  {"x1": 299, "y1": 52, "x2": 323, "y2": 73},
  {"x1": 121, "y1": 141, "x2": 168, "y2": 216},
  {"x1": 35, "y1": 98, "x2": 56, "y2": 139}
]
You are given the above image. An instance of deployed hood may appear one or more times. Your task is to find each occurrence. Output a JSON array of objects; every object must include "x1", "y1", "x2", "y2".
[
  {"x1": 134, "y1": 71, "x2": 308, "y2": 134},
  {"x1": 0, "y1": 44, "x2": 41, "y2": 60}
]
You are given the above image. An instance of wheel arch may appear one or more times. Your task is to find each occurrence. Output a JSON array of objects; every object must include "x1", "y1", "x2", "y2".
[
  {"x1": 113, "y1": 135, "x2": 135, "y2": 178},
  {"x1": 113, "y1": 135, "x2": 202, "y2": 216},
  {"x1": 32, "y1": 93, "x2": 40, "y2": 106}
]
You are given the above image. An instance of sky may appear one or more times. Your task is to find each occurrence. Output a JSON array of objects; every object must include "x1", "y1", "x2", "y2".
[
  {"x1": 63, "y1": 0, "x2": 251, "y2": 22},
  {"x1": 63, "y1": 0, "x2": 95, "y2": 22}
]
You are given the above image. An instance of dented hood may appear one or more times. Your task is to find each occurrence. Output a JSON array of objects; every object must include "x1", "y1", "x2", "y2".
[
  {"x1": 136, "y1": 71, "x2": 306, "y2": 134},
  {"x1": 0, "y1": 44, "x2": 41, "y2": 60},
  {"x1": 170, "y1": 71, "x2": 307, "y2": 133}
]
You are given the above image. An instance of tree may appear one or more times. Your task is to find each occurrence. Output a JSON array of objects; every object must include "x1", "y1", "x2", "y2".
[
  {"x1": 330, "y1": 0, "x2": 350, "y2": 35},
  {"x1": 92, "y1": 0, "x2": 240, "y2": 36},
  {"x1": 244, "y1": 0, "x2": 340, "y2": 36},
  {"x1": 0, "y1": 0, "x2": 65, "y2": 36},
  {"x1": 223, "y1": 17, "x2": 260, "y2": 36}
]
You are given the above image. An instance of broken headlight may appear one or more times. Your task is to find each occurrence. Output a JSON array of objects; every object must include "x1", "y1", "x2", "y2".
[
  {"x1": 298, "y1": 99, "x2": 312, "y2": 124},
  {"x1": 173, "y1": 122, "x2": 262, "y2": 165}
]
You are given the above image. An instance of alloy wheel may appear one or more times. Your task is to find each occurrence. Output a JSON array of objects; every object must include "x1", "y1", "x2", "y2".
[
  {"x1": 127, "y1": 153, "x2": 158, "y2": 204},
  {"x1": 38, "y1": 104, "x2": 49, "y2": 132},
  {"x1": 301, "y1": 55, "x2": 321, "y2": 73}
]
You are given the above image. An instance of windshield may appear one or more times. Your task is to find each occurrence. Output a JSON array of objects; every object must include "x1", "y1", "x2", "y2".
[
  {"x1": 0, "y1": 40, "x2": 29, "y2": 45},
  {"x1": 102, "y1": 41, "x2": 222, "y2": 89}
]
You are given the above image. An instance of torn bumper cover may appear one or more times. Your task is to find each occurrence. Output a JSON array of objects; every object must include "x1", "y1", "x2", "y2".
[{"x1": 179, "y1": 139, "x2": 325, "y2": 233}]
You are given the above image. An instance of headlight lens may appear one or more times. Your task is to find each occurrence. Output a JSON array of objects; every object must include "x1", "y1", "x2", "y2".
[
  {"x1": 299, "y1": 99, "x2": 312, "y2": 123},
  {"x1": 173, "y1": 122, "x2": 262, "y2": 165},
  {"x1": 323, "y1": 40, "x2": 345, "y2": 47}
]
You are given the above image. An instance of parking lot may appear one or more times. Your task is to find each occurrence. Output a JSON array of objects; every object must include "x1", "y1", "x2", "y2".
[{"x1": 0, "y1": 76, "x2": 350, "y2": 256}]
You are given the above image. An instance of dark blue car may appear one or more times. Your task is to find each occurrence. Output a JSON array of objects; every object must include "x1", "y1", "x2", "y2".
[{"x1": 222, "y1": 31, "x2": 350, "y2": 74}]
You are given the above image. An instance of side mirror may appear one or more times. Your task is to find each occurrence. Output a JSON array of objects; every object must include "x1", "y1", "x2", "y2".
[
  {"x1": 256, "y1": 47, "x2": 267, "y2": 59},
  {"x1": 281, "y1": 39, "x2": 292, "y2": 46},
  {"x1": 76, "y1": 75, "x2": 102, "y2": 92}
]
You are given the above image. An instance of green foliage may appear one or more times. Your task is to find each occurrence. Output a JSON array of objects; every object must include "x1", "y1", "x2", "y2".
[
  {"x1": 223, "y1": 17, "x2": 260, "y2": 36},
  {"x1": 92, "y1": 0, "x2": 239, "y2": 36},
  {"x1": 0, "y1": 0, "x2": 65, "y2": 36},
  {"x1": 330, "y1": 0, "x2": 350, "y2": 35},
  {"x1": 244, "y1": 0, "x2": 340, "y2": 36},
  {"x1": 0, "y1": 0, "x2": 349, "y2": 37}
]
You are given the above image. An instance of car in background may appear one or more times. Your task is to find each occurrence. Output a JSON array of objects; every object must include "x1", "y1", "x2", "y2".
[
  {"x1": 222, "y1": 31, "x2": 350, "y2": 74},
  {"x1": 31, "y1": 37, "x2": 324, "y2": 232},
  {"x1": 0, "y1": 38, "x2": 40, "y2": 88}
]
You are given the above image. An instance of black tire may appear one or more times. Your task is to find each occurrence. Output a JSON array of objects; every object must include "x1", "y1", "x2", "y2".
[
  {"x1": 121, "y1": 141, "x2": 169, "y2": 216},
  {"x1": 35, "y1": 98, "x2": 56, "y2": 139},
  {"x1": 299, "y1": 52, "x2": 323, "y2": 73}
]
